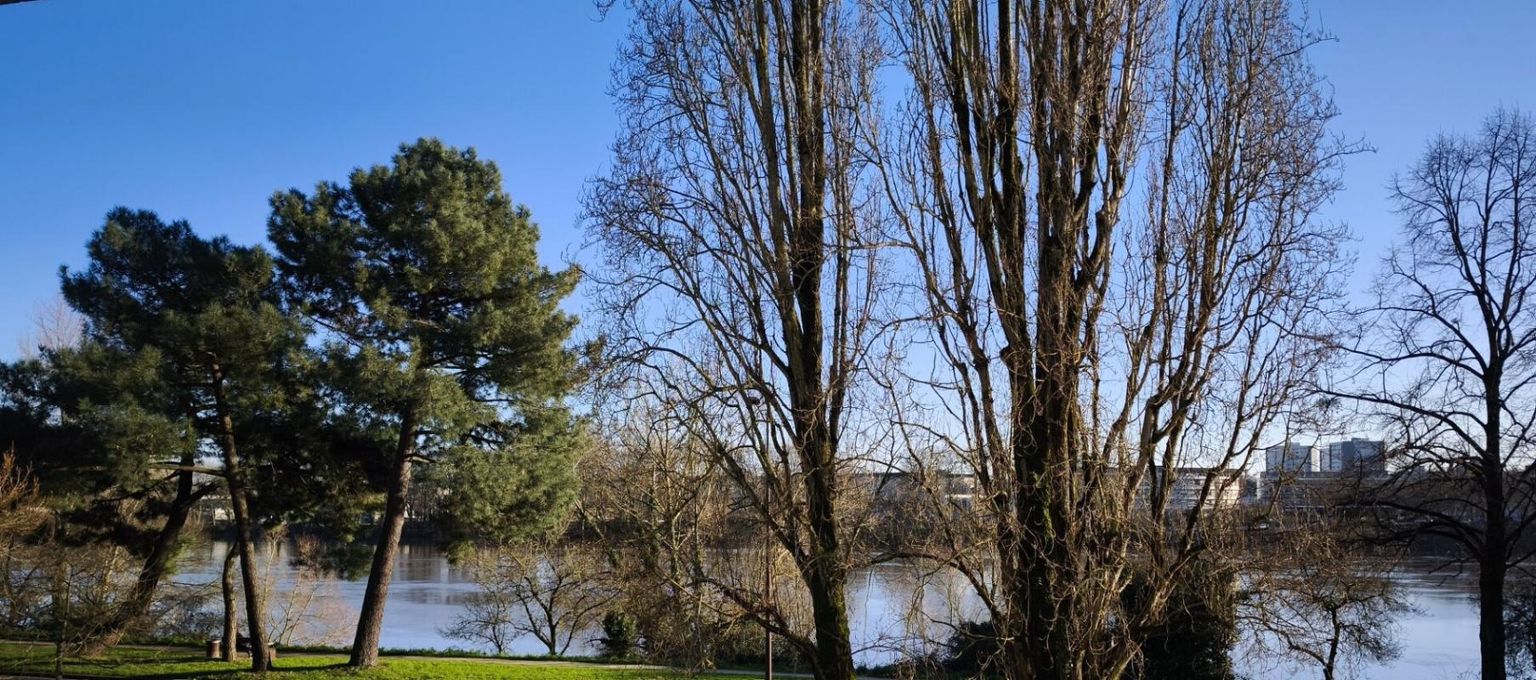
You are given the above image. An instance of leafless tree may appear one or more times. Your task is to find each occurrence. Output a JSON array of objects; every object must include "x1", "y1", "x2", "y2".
[
  {"x1": 875, "y1": 0, "x2": 1351, "y2": 677},
  {"x1": 0, "y1": 449, "x2": 47, "y2": 629},
  {"x1": 0, "y1": 458, "x2": 142, "y2": 679},
  {"x1": 15, "y1": 296, "x2": 82, "y2": 359},
  {"x1": 243, "y1": 533, "x2": 350, "y2": 649},
  {"x1": 585, "y1": 1, "x2": 893, "y2": 677},
  {"x1": 1323, "y1": 109, "x2": 1536, "y2": 680},
  {"x1": 1241, "y1": 525, "x2": 1411, "y2": 680},
  {"x1": 445, "y1": 538, "x2": 615, "y2": 657},
  {"x1": 442, "y1": 573, "x2": 520, "y2": 655},
  {"x1": 1505, "y1": 568, "x2": 1536, "y2": 678},
  {"x1": 579, "y1": 404, "x2": 797, "y2": 669}
]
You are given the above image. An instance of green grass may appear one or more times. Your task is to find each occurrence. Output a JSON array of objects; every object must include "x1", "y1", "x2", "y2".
[{"x1": 0, "y1": 643, "x2": 738, "y2": 679}]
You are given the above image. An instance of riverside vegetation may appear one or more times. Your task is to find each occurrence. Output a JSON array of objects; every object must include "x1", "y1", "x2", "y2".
[{"x1": 3, "y1": 1, "x2": 1536, "y2": 679}]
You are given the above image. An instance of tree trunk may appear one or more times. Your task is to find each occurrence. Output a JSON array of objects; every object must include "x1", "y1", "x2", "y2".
[
  {"x1": 51, "y1": 546, "x2": 66, "y2": 680},
  {"x1": 783, "y1": 1, "x2": 854, "y2": 675},
  {"x1": 1482, "y1": 373, "x2": 1509, "y2": 680},
  {"x1": 79, "y1": 460, "x2": 199, "y2": 656},
  {"x1": 1482, "y1": 461, "x2": 1509, "y2": 680},
  {"x1": 349, "y1": 408, "x2": 418, "y2": 668},
  {"x1": 221, "y1": 543, "x2": 238, "y2": 663},
  {"x1": 212, "y1": 368, "x2": 270, "y2": 672},
  {"x1": 226, "y1": 478, "x2": 269, "y2": 671},
  {"x1": 800, "y1": 438, "x2": 855, "y2": 680},
  {"x1": 804, "y1": 563, "x2": 854, "y2": 680}
]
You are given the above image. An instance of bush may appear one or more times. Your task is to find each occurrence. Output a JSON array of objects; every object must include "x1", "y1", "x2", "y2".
[
  {"x1": 943, "y1": 620, "x2": 1001, "y2": 677},
  {"x1": 1126, "y1": 558, "x2": 1237, "y2": 680},
  {"x1": 598, "y1": 611, "x2": 639, "y2": 659}
]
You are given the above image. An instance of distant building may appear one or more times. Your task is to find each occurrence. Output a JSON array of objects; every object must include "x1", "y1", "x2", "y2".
[
  {"x1": 1326, "y1": 438, "x2": 1386, "y2": 475},
  {"x1": 1265, "y1": 442, "x2": 1317, "y2": 475},
  {"x1": 1164, "y1": 467, "x2": 1243, "y2": 511},
  {"x1": 1260, "y1": 438, "x2": 1389, "y2": 513}
]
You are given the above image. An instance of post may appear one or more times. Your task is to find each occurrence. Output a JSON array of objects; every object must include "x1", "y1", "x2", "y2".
[{"x1": 764, "y1": 465, "x2": 773, "y2": 680}]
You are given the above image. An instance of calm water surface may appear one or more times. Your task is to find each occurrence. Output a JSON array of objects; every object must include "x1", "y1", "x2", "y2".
[{"x1": 177, "y1": 541, "x2": 1482, "y2": 679}]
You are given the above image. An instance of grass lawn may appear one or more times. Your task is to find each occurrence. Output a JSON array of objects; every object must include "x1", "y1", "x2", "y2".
[{"x1": 0, "y1": 643, "x2": 741, "y2": 679}]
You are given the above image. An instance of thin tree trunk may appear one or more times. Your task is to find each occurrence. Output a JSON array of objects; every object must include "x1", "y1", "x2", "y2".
[
  {"x1": 212, "y1": 367, "x2": 270, "y2": 672},
  {"x1": 221, "y1": 543, "x2": 238, "y2": 663},
  {"x1": 51, "y1": 543, "x2": 66, "y2": 680},
  {"x1": 349, "y1": 408, "x2": 417, "y2": 668},
  {"x1": 225, "y1": 478, "x2": 268, "y2": 671}
]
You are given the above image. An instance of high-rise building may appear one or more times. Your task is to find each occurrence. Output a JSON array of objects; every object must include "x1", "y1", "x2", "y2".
[
  {"x1": 1326, "y1": 438, "x2": 1386, "y2": 474},
  {"x1": 1265, "y1": 442, "x2": 1317, "y2": 475}
]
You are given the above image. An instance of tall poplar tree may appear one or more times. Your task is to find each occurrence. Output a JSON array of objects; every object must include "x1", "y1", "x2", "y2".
[{"x1": 268, "y1": 138, "x2": 584, "y2": 668}]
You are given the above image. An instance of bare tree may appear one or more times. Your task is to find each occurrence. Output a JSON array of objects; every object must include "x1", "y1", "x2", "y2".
[
  {"x1": 1325, "y1": 109, "x2": 1536, "y2": 680},
  {"x1": 445, "y1": 538, "x2": 614, "y2": 657},
  {"x1": 15, "y1": 296, "x2": 82, "y2": 359},
  {"x1": 246, "y1": 533, "x2": 350, "y2": 649},
  {"x1": 579, "y1": 404, "x2": 794, "y2": 669},
  {"x1": 442, "y1": 576, "x2": 520, "y2": 656},
  {"x1": 1242, "y1": 526, "x2": 1411, "y2": 680},
  {"x1": 1505, "y1": 568, "x2": 1536, "y2": 678},
  {"x1": 0, "y1": 449, "x2": 47, "y2": 629},
  {"x1": 586, "y1": 1, "x2": 891, "y2": 677},
  {"x1": 0, "y1": 461, "x2": 143, "y2": 680},
  {"x1": 875, "y1": 0, "x2": 1350, "y2": 677}
]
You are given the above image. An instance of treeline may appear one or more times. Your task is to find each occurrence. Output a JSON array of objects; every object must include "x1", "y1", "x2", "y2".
[
  {"x1": 578, "y1": 0, "x2": 1536, "y2": 678},
  {"x1": 4, "y1": 0, "x2": 1536, "y2": 679}
]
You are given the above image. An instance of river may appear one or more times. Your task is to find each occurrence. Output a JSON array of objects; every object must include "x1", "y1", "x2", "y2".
[{"x1": 175, "y1": 540, "x2": 1483, "y2": 679}]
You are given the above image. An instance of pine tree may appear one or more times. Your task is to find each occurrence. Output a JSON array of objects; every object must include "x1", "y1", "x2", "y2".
[
  {"x1": 52, "y1": 208, "x2": 305, "y2": 671},
  {"x1": 268, "y1": 138, "x2": 584, "y2": 667}
]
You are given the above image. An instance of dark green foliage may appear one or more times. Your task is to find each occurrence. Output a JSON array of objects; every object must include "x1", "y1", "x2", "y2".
[
  {"x1": 433, "y1": 409, "x2": 583, "y2": 546},
  {"x1": 598, "y1": 611, "x2": 639, "y2": 659},
  {"x1": 1, "y1": 208, "x2": 384, "y2": 662},
  {"x1": 269, "y1": 138, "x2": 586, "y2": 666},
  {"x1": 4, "y1": 209, "x2": 297, "y2": 545},
  {"x1": 56, "y1": 208, "x2": 300, "y2": 464},
  {"x1": 46, "y1": 208, "x2": 374, "y2": 532},
  {"x1": 268, "y1": 137, "x2": 586, "y2": 546},
  {"x1": 1127, "y1": 558, "x2": 1238, "y2": 680},
  {"x1": 942, "y1": 620, "x2": 1001, "y2": 677}
]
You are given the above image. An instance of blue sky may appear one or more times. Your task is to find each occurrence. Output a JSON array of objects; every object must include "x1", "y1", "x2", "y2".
[{"x1": 0, "y1": 0, "x2": 1531, "y2": 359}]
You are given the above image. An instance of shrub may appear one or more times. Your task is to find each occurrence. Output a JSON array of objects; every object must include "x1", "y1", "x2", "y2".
[{"x1": 598, "y1": 611, "x2": 639, "y2": 659}]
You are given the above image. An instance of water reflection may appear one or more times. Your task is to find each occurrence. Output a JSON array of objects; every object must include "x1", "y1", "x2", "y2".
[{"x1": 177, "y1": 541, "x2": 1482, "y2": 677}]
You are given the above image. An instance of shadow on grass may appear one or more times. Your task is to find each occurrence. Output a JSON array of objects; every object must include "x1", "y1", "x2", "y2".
[
  {"x1": 0, "y1": 647, "x2": 355, "y2": 680},
  {"x1": 0, "y1": 664, "x2": 359, "y2": 680}
]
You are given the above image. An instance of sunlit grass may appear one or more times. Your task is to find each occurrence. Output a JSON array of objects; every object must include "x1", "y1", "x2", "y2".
[{"x1": 0, "y1": 643, "x2": 737, "y2": 679}]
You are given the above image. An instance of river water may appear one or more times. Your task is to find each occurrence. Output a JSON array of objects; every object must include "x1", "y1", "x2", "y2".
[{"x1": 175, "y1": 541, "x2": 1483, "y2": 679}]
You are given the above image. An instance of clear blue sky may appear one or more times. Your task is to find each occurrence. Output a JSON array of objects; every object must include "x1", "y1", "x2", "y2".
[{"x1": 0, "y1": 1, "x2": 1531, "y2": 359}]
